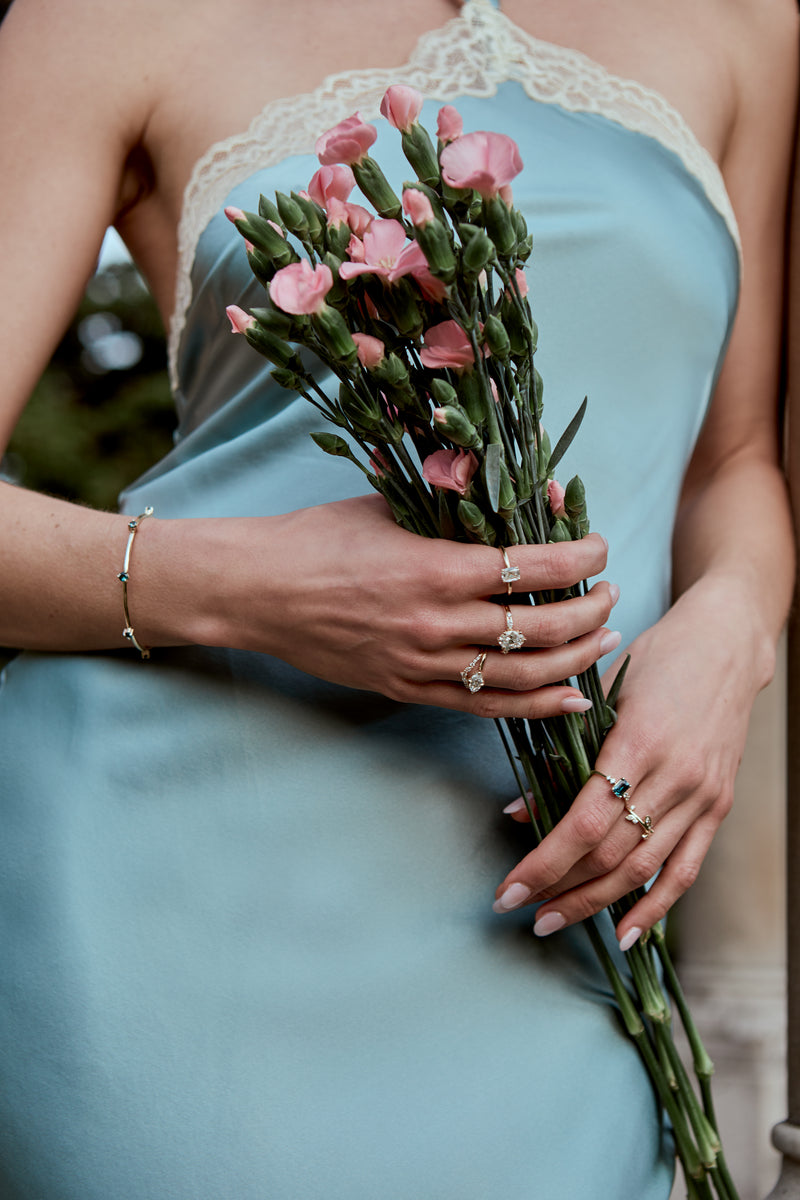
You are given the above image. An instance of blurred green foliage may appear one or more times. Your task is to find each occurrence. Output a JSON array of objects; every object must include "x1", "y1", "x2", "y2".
[{"x1": 3, "y1": 261, "x2": 175, "y2": 509}]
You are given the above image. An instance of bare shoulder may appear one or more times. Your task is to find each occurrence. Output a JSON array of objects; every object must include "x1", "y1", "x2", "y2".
[
  {"x1": 724, "y1": 0, "x2": 799, "y2": 113},
  {"x1": 0, "y1": 0, "x2": 202, "y2": 150}
]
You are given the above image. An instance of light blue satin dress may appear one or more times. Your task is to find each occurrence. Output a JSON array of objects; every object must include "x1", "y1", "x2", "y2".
[{"x1": 0, "y1": 3, "x2": 739, "y2": 1197}]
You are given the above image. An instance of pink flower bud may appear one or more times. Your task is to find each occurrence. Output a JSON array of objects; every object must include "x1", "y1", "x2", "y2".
[
  {"x1": 224, "y1": 206, "x2": 247, "y2": 224},
  {"x1": 419, "y1": 320, "x2": 475, "y2": 371},
  {"x1": 380, "y1": 84, "x2": 424, "y2": 133},
  {"x1": 440, "y1": 131, "x2": 523, "y2": 199},
  {"x1": 422, "y1": 448, "x2": 479, "y2": 495},
  {"x1": 370, "y1": 449, "x2": 392, "y2": 478},
  {"x1": 352, "y1": 332, "x2": 386, "y2": 369},
  {"x1": 514, "y1": 267, "x2": 529, "y2": 298},
  {"x1": 402, "y1": 188, "x2": 435, "y2": 227},
  {"x1": 547, "y1": 478, "x2": 567, "y2": 518},
  {"x1": 225, "y1": 305, "x2": 255, "y2": 335},
  {"x1": 269, "y1": 259, "x2": 333, "y2": 316},
  {"x1": 436, "y1": 105, "x2": 463, "y2": 144},
  {"x1": 316, "y1": 113, "x2": 378, "y2": 166},
  {"x1": 308, "y1": 163, "x2": 356, "y2": 208}
]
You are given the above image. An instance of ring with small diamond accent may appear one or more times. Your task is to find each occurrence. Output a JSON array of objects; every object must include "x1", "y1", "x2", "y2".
[
  {"x1": 589, "y1": 770, "x2": 655, "y2": 839},
  {"x1": 499, "y1": 547, "x2": 520, "y2": 595},
  {"x1": 497, "y1": 606, "x2": 526, "y2": 653},
  {"x1": 460, "y1": 651, "x2": 488, "y2": 693}
]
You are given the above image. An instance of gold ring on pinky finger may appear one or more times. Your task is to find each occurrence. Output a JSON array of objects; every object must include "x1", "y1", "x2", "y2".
[
  {"x1": 590, "y1": 770, "x2": 655, "y2": 840},
  {"x1": 498, "y1": 605, "x2": 526, "y2": 653},
  {"x1": 499, "y1": 546, "x2": 520, "y2": 595},
  {"x1": 460, "y1": 651, "x2": 488, "y2": 693}
]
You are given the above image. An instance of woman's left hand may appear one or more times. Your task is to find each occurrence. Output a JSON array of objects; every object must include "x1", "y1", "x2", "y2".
[{"x1": 490, "y1": 572, "x2": 776, "y2": 951}]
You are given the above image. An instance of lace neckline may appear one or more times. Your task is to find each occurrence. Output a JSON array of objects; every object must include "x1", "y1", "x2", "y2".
[{"x1": 169, "y1": 0, "x2": 741, "y2": 390}]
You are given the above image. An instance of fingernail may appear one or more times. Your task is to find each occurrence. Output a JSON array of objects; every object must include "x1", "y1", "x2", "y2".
[
  {"x1": 608, "y1": 583, "x2": 620, "y2": 606},
  {"x1": 599, "y1": 629, "x2": 622, "y2": 655},
  {"x1": 492, "y1": 882, "x2": 532, "y2": 913},
  {"x1": 560, "y1": 696, "x2": 593, "y2": 713},
  {"x1": 503, "y1": 795, "x2": 529, "y2": 814},
  {"x1": 619, "y1": 926, "x2": 642, "y2": 953},
  {"x1": 600, "y1": 535, "x2": 609, "y2": 551},
  {"x1": 533, "y1": 911, "x2": 566, "y2": 937}
]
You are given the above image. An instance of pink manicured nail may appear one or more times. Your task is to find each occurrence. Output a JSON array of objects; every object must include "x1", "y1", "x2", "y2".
[
  {"x1": 608, "y1": 583, "x2": 620, "y2": 606},
  {"x1": 503, "y1": 796, "x2": 528, "y2": 814},
  {"x1": 619, "y1": 926, "x2": 643, "y2": 953},
  {"x1": 599, "y1": 630, "x2": 622, "y2": 655},
  {"x1": 492, "y1": 882, "x2": 532, "y2": 913},
  {"x1": 533, "y1": 911, "x2": 566, "y2": 937},
  {"x1": 561, "y1": 696, "x2": 593, "y2": 714}
]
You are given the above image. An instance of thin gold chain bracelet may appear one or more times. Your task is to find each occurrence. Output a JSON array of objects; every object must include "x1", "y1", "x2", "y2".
[{"x1": 117, "y1": 506, "x2": 154, "y2": 659}]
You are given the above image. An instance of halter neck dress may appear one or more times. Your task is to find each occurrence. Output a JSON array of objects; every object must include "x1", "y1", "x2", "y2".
[{"x1": 0, "y1": 2, "x2": 739, "y2": 1196}]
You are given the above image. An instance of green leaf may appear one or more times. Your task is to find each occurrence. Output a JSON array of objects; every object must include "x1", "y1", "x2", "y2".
[
  {"x1": 547, "y1": 397, "x2": 587, "y2": 474},
  {"x1": 604, "y1": 653, "x2": 631, "y2": 716},
  {"x1": 484, "y1": 442, "x2": 502, "y2": 512}
]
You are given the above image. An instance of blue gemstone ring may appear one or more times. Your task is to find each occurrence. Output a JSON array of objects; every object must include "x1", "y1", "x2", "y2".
[{"x1": 590, "y1": 771, "x2": 655, "y2": 840}]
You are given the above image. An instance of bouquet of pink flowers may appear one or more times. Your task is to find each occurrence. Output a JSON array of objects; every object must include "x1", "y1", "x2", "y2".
[{"x1": 226, "y1": 85, "x2": 736, "y2": 1200}]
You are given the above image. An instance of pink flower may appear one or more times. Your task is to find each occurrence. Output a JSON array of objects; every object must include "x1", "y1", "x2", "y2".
[
  {"x1": 422, "y1": 448, "x2": 479, "y2": 495},
  {"x1": 419, "y1": 320, "x2": 475, "y2": 371},
  {"x1": 402, "y1": 188, "x2": 435, "y2": 227},
  {"x1": 547, "y1": 478, "x2": 567, "y2": 518},
  {"x1": 436, "y1": 105, "x2": 463, "y2": 144},
  {"x1": 346, "y1": 233, "x2": 367, "y2": 263},
  {"x1": 339, "y1": 219, "x2": 408, "y2": 281},
  {"x1": 352, "y1": 332, "x2": 385, "y2": 368},
  {"x1": 308, "y1": 164, "x2": 356, "y2": 207},
  {"x1": 379, "y1": 84, "x2": 424, "y2": 132},
  {"x1": 440, "y1": 131, "x2": 523, "y2": 199},
  {"x1": 327, "y1": 198, "x2": 374, "y2": 237},
  {"x1": 513, "y1": 267, "x2": 528, "y2": 297},
  {"x1": 316, "y1": 113, "x2": 378, "y2": 166},
  {"x1": 388, "y1": 240, "x2": 448, "y2": 302},
  {"x1": 225, "y1": 305, "x2": 255, "y2": 335},
  {"x1": 269, "y1": 259, "x2": 333, "y2": 316}
]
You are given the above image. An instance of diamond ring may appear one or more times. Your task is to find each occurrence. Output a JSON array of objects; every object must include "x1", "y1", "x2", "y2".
[
  {"x1": 461, "y1": 651, "x2": 488, "y2": 693},
  {"x1": 497, "y1": 606, "x2": 526, "y2": 653}
]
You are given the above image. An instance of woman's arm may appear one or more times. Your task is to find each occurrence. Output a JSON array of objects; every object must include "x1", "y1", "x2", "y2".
[{"x1": 491, "y1": 0, "x2": 799, "y2": 940}]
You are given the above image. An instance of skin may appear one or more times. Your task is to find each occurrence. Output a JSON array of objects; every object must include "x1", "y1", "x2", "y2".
[{"x1": 0, "y1": 0, "x2": 797, "y2": 949}]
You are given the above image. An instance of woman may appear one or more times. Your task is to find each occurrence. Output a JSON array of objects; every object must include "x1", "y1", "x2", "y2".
[{"x1": 0, "y1": 0, "x2": 795, "y2": 1196}]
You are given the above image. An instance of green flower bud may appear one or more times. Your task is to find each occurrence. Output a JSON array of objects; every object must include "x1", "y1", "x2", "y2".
[
  {"x1": 293, "y1": 191, "x2": 326, "y2": 247},
  {"x1": 518, "y1": 233, "x2": 534, "y2": 262},
  {"x1": 564, "y1": 475, "x2": 587, "y2": 520},
  {"x1": 258, "y1": 195, "x2": 282, "y2": 225},
  {"x1": 236, "y1": 212, "x2": 297, "y2": 266},
  {"x1": 276, "y1": 191, "x2": 308, "y2": 237},
  {"x1": 352, "y1": 157, "x2": 402, "y2": 219},
  {"x1": 485, "y1": 196, "x2": 517, "y2": 258},
  {"x1": 548, "y1": 518, "x2": 573, "y2": 543},
  {"x1": 430, "y1": 378, "x2": 458, "y2": 407},
  {"x1": 457, "y1": 500, "x2": 495, "y2": 545},
  {"x1": 482, "y1": 314, "x2": 511, "y2": 360},
  {"x1": 433, "y1": 404, "x2": 481, "y2": 450},
  {"x1": 325, "y1": 219, "x2": 352, "y2": 260},
  {"x1": 414, "y1": 220, "x2": 456, "y2": 281},
  {"x1": 250, "y1": 306, "x2": 295, "y2": 338},
  {"x1": 244, "y1": 323, "x2": 303, "y2": 372},
  {"x1": 400, "y1": 125, "x2": 441, "y2": 186},
  {"x1": 310, "y1": 432, "x2": 353, "y2": 458},
  {"x1": 312, "y1": 306, "x2": 358, "y2": 364},
  {"x1": 460, "y1": 225, "x2": 496, "y2": 275},
  {"x1": 456, "y1": 370, "x2": 486, "y2": 426}
]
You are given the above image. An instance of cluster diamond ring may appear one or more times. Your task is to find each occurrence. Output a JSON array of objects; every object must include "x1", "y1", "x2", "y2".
[
  {"x1": 590, "y1": 770, "x2": 655, "y2": 840},
  {"x1": 461, "y1": 652, "x2": 488, "y2": 693},
  {"x1": 500, "y1": 547, "x2": 520, "y2": 595},
  {"x1": 497, "y1": 606, "x2": 526, "y2": 653}
]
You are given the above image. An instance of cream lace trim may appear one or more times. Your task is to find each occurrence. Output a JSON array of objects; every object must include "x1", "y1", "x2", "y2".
[{"x1": 169, "y1": 0, "x2": 741, "y2": 390}]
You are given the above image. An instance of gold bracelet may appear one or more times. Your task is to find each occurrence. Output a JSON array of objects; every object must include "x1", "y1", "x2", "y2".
[{"x1": 117, "y1": 506, "x2": 153, "y2": 659}]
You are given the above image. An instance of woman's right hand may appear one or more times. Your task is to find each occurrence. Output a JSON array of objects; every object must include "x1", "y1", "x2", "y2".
[{"x1": 168, "y1": 493, "x2": 619, "y2": 718}]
